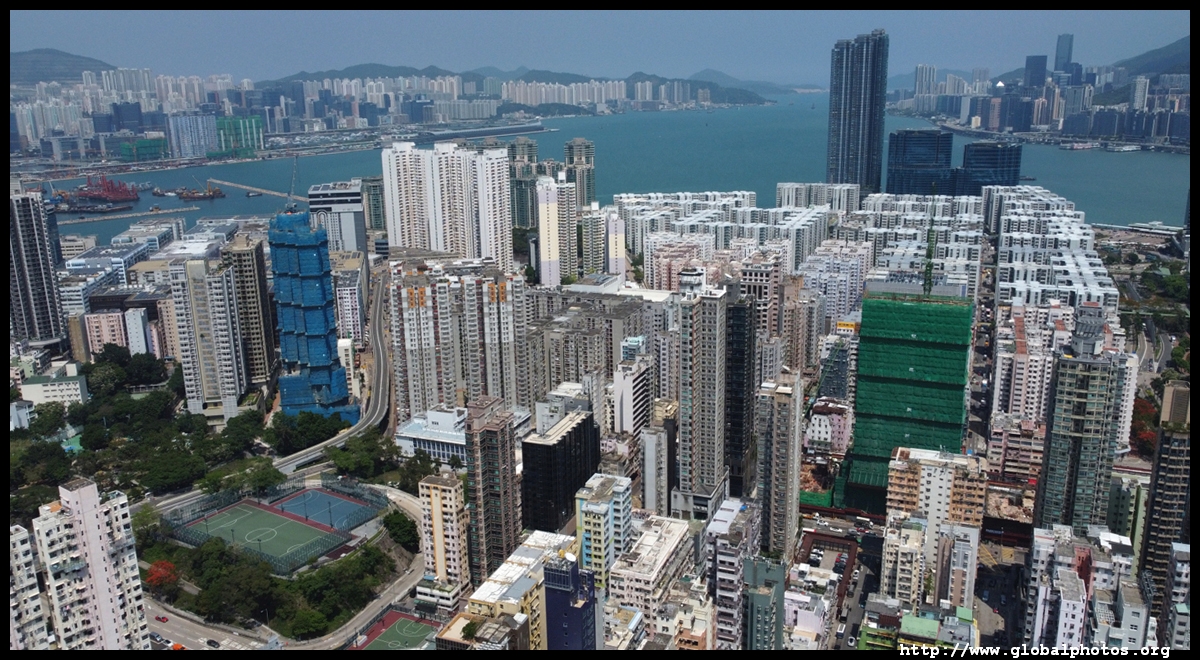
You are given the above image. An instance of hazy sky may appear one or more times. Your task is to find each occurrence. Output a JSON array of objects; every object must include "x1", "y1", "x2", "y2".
[{"x1": 10, "y1": 11, "x2": 1190, "y2": 85}]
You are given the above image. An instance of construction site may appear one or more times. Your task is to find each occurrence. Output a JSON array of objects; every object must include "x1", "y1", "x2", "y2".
[{"x1": 834, "y1": 292, "x2": 975, "y2": 514}]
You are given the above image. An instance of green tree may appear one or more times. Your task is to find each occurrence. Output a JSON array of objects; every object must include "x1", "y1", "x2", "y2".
[
  {"x1": 242, "y1": 458, "x2": 286, "y2": 495},
  {"x1": 87, "y1": 362, "x2": 128, "y2": 398},
  {"x1": 290, "y1": 609, "x2": 329, "y2": 639},
  {"x1": 18, "y1": 440, "x2": 72, "y2": 486},
  {"x1": 28, "y1": 402, "x2": 67, "y2": 439},
  {"x1": 448, "y1": 455, "x2": 464, "y2": 471},
  {"x1": 168, "y1": 366, "x2": 185, "y2": 398},
  {"x1": 138, "y1": 451, "x2": 206, "y2": 493},
  {"x1": 462, "y1": 620, "x2": 479, "y2": 640},
  {"x1": 1125, "y1": 251, "x2": 1141, "y2": 266},
  {"x1": 79, "y1": 424, "x2": 109, "y2": 451},
  {"x1": 126, "y1": 353, "x2": 167, "y2": 385},
  {"x1": 131, "y1": 503, "x2": 163, "y2": 548},
  {"x1": 94, "y1": 343, "x2": 132, "y2": 369},
  {"x1": 383, "y1": 511, "x2": 420, "y2": 552}
]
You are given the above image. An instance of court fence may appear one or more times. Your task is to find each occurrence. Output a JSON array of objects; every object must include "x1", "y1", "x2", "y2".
[
  {"x1": 320, "y1": 474, "x2": 389, "y2": 531},
  {"x1": 162, "y1": 489, "x2": 351, "y2": 574},
  {"x1": 263, "y1": 475, "x2": 307, "y2": 503},
  {"x1": 339, "y1": 603, "x2": 449, "y2": 650}
]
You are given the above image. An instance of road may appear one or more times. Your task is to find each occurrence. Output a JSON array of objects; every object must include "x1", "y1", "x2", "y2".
[
  {"x1": 149, "y1": 267, "x2": 392, "y2": 515},
  {"x1": 148, "y1": 600, "x2": 266, "y2": 651},
  {"x1": 147, "y1": 486, "x2": 425, "y2": 651}
]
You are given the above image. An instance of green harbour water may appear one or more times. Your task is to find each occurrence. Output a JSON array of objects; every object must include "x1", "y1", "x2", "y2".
[{"x1": 64, "y1": 94, "x2": 1189, "y2": 244}]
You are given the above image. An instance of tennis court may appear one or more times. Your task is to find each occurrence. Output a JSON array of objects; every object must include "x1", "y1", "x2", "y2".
[
  {"x1": 275, "y1": 489, "x2": 373, "y2": 530},
  {"x1": 359, "y1": 611, "x2": 437, "y2": 650},
  {"x1": 188, "y1": 502, "x2": 342, "y2": 559}
]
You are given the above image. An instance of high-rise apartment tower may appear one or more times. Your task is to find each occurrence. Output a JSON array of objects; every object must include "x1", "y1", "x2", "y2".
[{"x1": 827, "y1": 29, "x2": 889, "y2": 194}]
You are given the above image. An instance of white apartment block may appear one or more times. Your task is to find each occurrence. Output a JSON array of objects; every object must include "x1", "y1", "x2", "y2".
[
  {"x1": 1023, "y1": 525, "x2": 1137, "y2": 645},
  {"x1": 10, "y1": 525, "x2": 50, "y2": 650},
  {"x1": 575, "y1": 473, "x2": 634, "y2": 591},
  {"x1": 1168, "y1": 543, "x2": 1191, "y2": 614},
  {"x1": 992, "y1": 302, "x2": 1075, "y2": 421},
  {"x1": 536, "y1": 174, "x2": 577, "y2": 285},
  {"x1": 881, "y1": 513, "x2": 927, "y2": 610},
  {"x1": 418, "y1": 474, "x2": 470, "y2": 610},
  {"x1": 886, "y1": 447, "x2": 987, "y2": 565},
  {"x1": 18, "y1": 363, "x2": 89, "y2": 407},
  {"x1": 333, "y1": 268, "x2": 365, "y2": 348},
  {"x1": 798, "y1": 240, "x2": 873, "y2": 329},
  {"x1": 466, "y1": 531, "x2": 576, "y2": 651},
  {"x1": 389, "y1": 259, "x2": 528, "y2": 423},
  {"x1": 30, "y1": 479, "x2": 148, "y2": 650},
  {"x1": 382, "y1": 142, "x2": 513, "y2": 272},
  {"x1": 337, "y1": 338, "x2": 360, "y2": 400},
  {"x1": 613, "y1": 356, "x2": 652, "y2": 436},
  {"x1": 608, "y1": 516, "x2": 693, "y2": 620},
  {"x1": 308, "y1": 180, "x2": 368, "y2": 254},
  {"x1": 756, "y1": 374, "x2": 804, "y2": 560},
  {"x1": 705, "y1": 499, "x2": 761, "y2": 649},
  {"x1": 616, "y1": 190, "x2": 836, "y2": 275},
  {"x1": 171, "y1": 259, "x2": 248, "y2": 424},
  {"x1": 671, "y1": 268, "x2": 728, "y2": 521},
  {"x1": 935, "y1": 524, "x2": 981, "y2": 609},
  {"x1": 776, "y1": 182, "x2": 860, "y2": 212}
]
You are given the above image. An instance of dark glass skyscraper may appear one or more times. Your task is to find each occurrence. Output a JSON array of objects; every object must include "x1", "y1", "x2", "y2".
[
  {"x1": 956, "y1": 142, "x2": 1022, "y2": 196},
  {"x1": 1054, "y1": 34, "x2": 1074, "y2": 72},
  {"x1": 544, "y1": 556, "x2": 597, "y2": 650},
  {"x1": 827, "y1": 29, "x2": 889, "y2": 194},
  {"x1": 1024, "y1": 55, "x2": 1048, "y2": 89},
  {"x1": 886, "y1": 129, "x2": 955, "y2": 195},
  {"x1": 724, "y1": 290, "x2": 757, "y2": 498},
  {"x1": 269, "y1": 209, "x2": 359, "y2": 423}
]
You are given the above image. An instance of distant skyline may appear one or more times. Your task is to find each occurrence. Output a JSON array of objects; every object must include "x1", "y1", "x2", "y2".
[{"x1": 9, "y1": 11, "x2": 1190, "y2": 85}]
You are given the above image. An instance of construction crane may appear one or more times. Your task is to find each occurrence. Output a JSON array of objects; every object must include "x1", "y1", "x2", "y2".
[
  {"x1": 285, "y1": 155, "x2": 300, "y2": 213},
  {"x1": 923, "y1": 183, "x2": 939, "y2": 296}
]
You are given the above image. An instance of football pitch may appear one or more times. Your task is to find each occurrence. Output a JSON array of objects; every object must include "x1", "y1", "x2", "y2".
[
  {"x1": 188, "y1": 502, "x2": 342, "y2": 559},
  {"x1": 361, "y1": 613, "x2": 437, "y2": 650}
]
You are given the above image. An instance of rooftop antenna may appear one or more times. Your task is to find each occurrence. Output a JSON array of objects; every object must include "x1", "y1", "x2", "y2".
[{"x1": 286, "y1": 155, "x2": 299, "y2": 213}]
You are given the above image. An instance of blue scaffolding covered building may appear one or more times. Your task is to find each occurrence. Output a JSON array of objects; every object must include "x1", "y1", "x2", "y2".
[{"x1": 269, "y1": 210, "x2": 360, "y2": 424}]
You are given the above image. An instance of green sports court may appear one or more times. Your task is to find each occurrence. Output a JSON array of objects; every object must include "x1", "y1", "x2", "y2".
[
  {"x1": 187, "y1": 501, "x2": 343, "y2": 560},
  {"x1": 357, "y1": 612, "x2": 437, "y2": 650}
]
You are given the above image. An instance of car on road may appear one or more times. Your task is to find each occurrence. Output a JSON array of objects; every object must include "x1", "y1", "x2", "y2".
[
  {"x1": 847, "y1": 636, "x2": 857, "y2": 648},
  {"x1": 206, "y1": 639, "x2": 221, "y2": 649},
  {"x1": 154, "y1": 615, "x2": 169, "y2": 622},
  {"x1": 149, "y1": 632, "x2": 165, "y2": 644}
]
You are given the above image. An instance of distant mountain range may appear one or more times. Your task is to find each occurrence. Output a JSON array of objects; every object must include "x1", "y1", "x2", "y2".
[
  {"x1": 10, "y1": 48, "x2": 115, "y2": 87},
  {"x1": 14, "y1": 35, "x2": 1186, "y2": 97},
  {"x1": 688, "y1": 69, "x2": 819, "y2": 95},
  {"x1": 889, "y1": 35, "x2": 1190, "y2": 91}
]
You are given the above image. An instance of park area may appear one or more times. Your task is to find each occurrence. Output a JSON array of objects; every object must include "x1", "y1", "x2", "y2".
[
  {"x1": 187, "y1": 500, "x2": 345, "y2": 562},
  {"x1": 167, "y1": 477, "x2": 387, "y2": 574}
]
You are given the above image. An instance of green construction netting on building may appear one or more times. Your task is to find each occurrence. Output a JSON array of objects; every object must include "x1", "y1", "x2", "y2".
[
  {"x1": 857, "y1": 340, "x2": 971, "y2": 386},
  {"x1": 799, "y1": 489, "x2": 833, "y2": 508},
  {"x1": 858, "y1": 295, "x2": 974, "y2": 345},
  {"x1": 856, "y1": 378, "x2": 968, "y2": 428},
  {"x1": 851, "y1": 415, "x2": 965, "y2": 458},
  {"x1": 845, "y1": 294, "x2": 974, "y2": 513}
]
